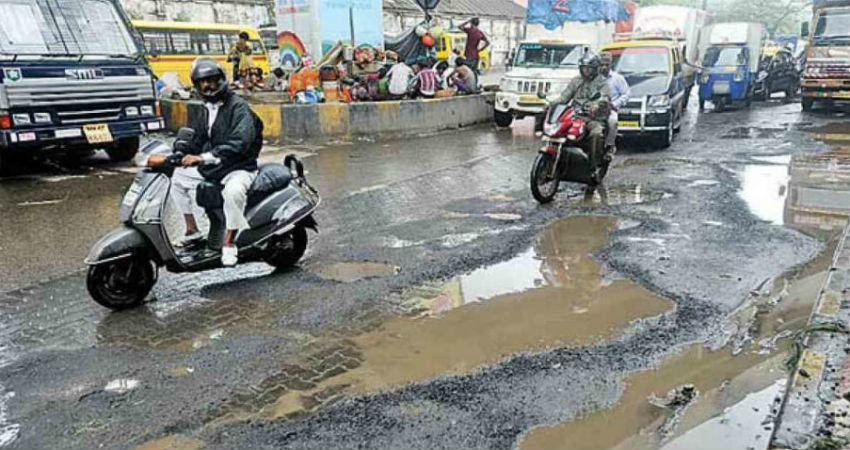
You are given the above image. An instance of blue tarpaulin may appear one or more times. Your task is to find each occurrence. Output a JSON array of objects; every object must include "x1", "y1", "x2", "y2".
[{"x1": 527, "y1": 0, "x2": 628, "y2": 30}]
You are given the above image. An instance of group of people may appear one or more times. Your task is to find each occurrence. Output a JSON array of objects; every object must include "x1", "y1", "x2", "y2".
[{"x1": 551, "y1": 51, "x2": 630, "y2": 184}]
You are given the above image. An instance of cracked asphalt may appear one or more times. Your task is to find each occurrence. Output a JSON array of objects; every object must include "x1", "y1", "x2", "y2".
[{"x1": 0, "y1": 96, "x2": 848, "y2": 450}]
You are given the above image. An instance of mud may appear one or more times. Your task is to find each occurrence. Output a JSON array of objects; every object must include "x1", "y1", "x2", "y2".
[
  {"x1": 259, "y1": 216, "x2": 673, "y2": 417},
  {"x1": 132, "y1": 435, "x2": 203, "y2": 450}
]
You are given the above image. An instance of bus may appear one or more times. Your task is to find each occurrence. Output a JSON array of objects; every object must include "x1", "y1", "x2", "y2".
[
  {"x1": 0, "y1": 0, "x2": 162, "y2": 171},
  {"x1": 132, "y1": 21, "x2": 271, "y2": 86}
]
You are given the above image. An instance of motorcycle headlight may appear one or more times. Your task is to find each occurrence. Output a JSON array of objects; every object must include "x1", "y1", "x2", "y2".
[
  {"x1": 648, "y1": 94, "x2": 670, "y2": 107},
  {"x1": 544, "y1": 122, "x2": 560, "y2": 136}
]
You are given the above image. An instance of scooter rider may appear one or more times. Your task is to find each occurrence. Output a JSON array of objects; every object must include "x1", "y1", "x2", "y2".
[
  {"x1": 598, "y1": 52, "x2": 630, "y2": 154},
  {"x1": 176, "y1": 57, "x2": 263, "y2": 266},
  {"x1": 550, "y1": 52, "x2": 611, "y2": 182}
]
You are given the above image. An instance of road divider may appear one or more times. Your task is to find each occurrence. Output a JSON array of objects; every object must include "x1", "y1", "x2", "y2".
[{"x1": 160, "y1": 94, "x2": 496, "y2": 145}]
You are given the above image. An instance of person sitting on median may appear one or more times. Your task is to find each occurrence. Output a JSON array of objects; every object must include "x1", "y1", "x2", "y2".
[
  {"x1": 450, "y1": 57, "x2": 478, "y2": 95},
  {"x1": 386, "y1": 58, "x2": 413, "y2": 100},
  {"x1": 410, "y1": 59, "x2": 438, "y2": 99},
  {"x1": 175, "y1": 57, "x2": 263, "y2": 266}
]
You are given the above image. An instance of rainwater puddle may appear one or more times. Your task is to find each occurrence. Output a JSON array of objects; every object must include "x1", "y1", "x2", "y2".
[
  {"x1": 570, "y1": 185, "x2": 665, "y2": 207},
  {"x1": 132, "y1": 435, "x2": 204, "y2": 450},
  {"x1": 0, "y1": 384, "x2": 19, "y2": 447},
  {"x1": 264, "y1": 216, "x2": 674, "y2": 418},
  {"x1": 738, "y1": 155, "x2": 791, "y2": 225},
  {"x1": 519, "y1": 258, "x2": 829, "y2": 450},
  {"x1": 315, "y1": 262, "x2": 400, "y2": 283}
]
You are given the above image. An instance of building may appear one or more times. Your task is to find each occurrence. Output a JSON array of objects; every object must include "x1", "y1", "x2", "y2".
[
  {"x1": 120, "y1": 0, "x2": 273, "y2": 26},
  {"x1": 383, "y1": 0, "x2": 527, "y2": 67}
]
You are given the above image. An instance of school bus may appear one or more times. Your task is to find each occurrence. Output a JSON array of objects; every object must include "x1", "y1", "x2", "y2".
[
  {"x1": 132, "y1": 21, "x2": 271, "y2": 86},
  {"x1": 435, "y1": 32, "x2": 491, "y2": 70}
]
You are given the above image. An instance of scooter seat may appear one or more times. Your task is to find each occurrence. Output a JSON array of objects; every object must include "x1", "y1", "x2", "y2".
[{"x1": 195, "y1": 164, "x2": 293, "y2": 210}]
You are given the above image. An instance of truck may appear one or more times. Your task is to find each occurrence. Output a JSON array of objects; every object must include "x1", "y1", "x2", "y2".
[
  {"x1": 0, "y1": 0, "x2": 163, "y2": 173},
  {"x1": 696, "y1": 22, "x2": 766, "y2": 111},
  {"x1": 494, "y1": 21, "x2": 614, "y2": 128},
  {"x1": 800, "y1": 0, "x2": 850, "y2": 111},
  {"x1": 632, "y1": 5, "x2": 708, "y2": 106}
]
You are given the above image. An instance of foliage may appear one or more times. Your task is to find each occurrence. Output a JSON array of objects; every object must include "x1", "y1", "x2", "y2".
[
  {"x1": 784, "y1": 321, "x2": 849, "y2": 372},
  {"x1": 636, "y1": 0, "x2": 812, "y2": 36},
  {"x1": 811, "y1": 437, "x2": 850, "y2": 450}
]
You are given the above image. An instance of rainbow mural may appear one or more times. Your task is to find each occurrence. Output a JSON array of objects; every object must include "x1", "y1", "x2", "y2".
[{"x1": 277, "y1": 31, "x2": 307, "y2": 70}]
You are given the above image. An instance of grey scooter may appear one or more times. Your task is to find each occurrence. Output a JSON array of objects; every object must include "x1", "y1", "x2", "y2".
[{"x1": 85, "y1": 128, "x2": 320, "y2": 310}]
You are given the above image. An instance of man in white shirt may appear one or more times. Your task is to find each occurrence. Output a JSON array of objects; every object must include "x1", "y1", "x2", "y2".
[{"x1": 386, "y1": 60, "x2": 413, "y2": 99}]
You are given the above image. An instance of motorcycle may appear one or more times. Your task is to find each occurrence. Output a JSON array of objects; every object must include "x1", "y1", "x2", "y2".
[
  {"x1": 84, "y1": 128, "x2": 321, "y2": 310},
  {"x1": 530, "y1": 96, "x2": 610, "y2": 204}
]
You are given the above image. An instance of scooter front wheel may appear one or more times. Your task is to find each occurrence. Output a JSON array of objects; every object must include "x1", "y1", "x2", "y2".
[
  {"x1": 264, "y1": 226, "x2": 308, "y2": 269},
  {"x1": 86, "y1": 255, "x2": 156, "y2": 310},
  {"x1": 531, "y1": 152, "x2": 560, "y2": 204}
]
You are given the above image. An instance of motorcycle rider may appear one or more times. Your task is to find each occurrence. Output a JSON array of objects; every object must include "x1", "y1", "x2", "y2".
[
  {"x1": 550, "y1": 52, "x2": 611, "y2": 183},
  {"x1": 175, "y1": 57, "x2": 263, "y2": 266},
  {"x1": 598, "y1": 52, "x2": 630, "y2": 154}
]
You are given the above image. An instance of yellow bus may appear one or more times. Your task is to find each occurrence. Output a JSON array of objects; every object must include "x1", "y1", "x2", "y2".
[
  {"x1": 132, "y1": 21, "x2": 271, "y2": 86},
  {"x1": 435, "y1": 32, "x2": 491, "y2": 71}
]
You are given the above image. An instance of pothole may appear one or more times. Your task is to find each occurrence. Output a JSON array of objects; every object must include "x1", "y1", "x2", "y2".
[
  {"x1": 569, "y1": 184, "x2": 666, "y2": 207},
  {"x1": 314, "y1": 262, "x2": 401, "y2": 283}
]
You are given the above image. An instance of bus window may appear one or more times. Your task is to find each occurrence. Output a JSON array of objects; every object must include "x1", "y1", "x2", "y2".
[
  {"x1": 170, "y1": 32, "x2": 194, "y2": 54},
  {"x1": 191, "y1": 31, "x2": 225, "y2": 55},
  {"x1": 436, "y1": 36, "x2": 447, "y2": 52},
  {"x1": 141, "y1": 30, "x2": 169, "y2": 54}
]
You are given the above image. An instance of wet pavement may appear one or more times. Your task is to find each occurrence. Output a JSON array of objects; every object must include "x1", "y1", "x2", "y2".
[{"x1": 0, "y1": 97, "x2": 848, "y2": 450}]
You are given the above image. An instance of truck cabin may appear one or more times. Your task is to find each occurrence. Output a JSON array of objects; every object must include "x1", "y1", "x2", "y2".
[{"x1": 811, "y1": 7, "x2": 850, "y2": 44}]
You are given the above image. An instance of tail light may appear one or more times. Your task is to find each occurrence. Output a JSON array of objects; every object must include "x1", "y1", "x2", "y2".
[{"x1": 0, "y1": 114, "x2": 11, "y2": 130}]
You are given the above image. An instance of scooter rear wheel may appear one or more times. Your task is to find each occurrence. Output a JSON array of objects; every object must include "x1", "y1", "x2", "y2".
[
  {"x1": 86, "y1": 255, "x2": 156, "y2": 310},
  {"x1": 531, "y1": 153, "x2": 560, "y2": 204},
  {"x1": 264, "y1": 226, "x2": 308, "y2": 269}
]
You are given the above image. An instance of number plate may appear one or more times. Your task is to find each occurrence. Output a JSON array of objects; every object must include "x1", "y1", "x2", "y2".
[
  {"x1": 618, "y1": 120, "x2": 639, "y2": 128},
  {"x1": 713, "y1": 81, "x2": 730, "y2": 94},
  {"x1": 519, "y1": 95, "x2": 544, "y2": 104},
  {"x1": 834, "y1": 91, "x2": 850, "y2": 99},
  {"x1": 83, "y1": 123, "x2": 113, "y2": 144}
]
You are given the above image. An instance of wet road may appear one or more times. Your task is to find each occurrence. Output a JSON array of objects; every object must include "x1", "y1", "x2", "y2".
[{"x1": 0, "y1": 97, "x2": 849, "y2": 450}]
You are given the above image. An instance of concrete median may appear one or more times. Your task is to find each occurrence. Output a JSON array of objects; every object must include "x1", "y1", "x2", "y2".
[{"x1": 160, "y1": 93, "x2": 496, "y2": 145}]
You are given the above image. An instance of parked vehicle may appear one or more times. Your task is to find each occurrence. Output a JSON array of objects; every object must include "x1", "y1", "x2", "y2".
[
  {"x1": 435, "y1": 32, "x2": 491, "y2": 70},
  {"x1": 754, "y1": 46, "x2": 800, "y2": 101},
  {"x1": 132, "y1": 21, "x2": 271, "y2": 86},
  {"x1": 0, "y1": 0, "x2": 162, "y2": 172},
  {"x1": 601, "y1": 38, "x2": 686, "y2": 148},
  {"x1": 696, "y1": 22, "x2": 766, "y2": 111},
  {"x1": 530, "y1": 96, "x2": 611, "y2": 204},
  {"x1": 495, "y1": 41, "x2": 589, "y2": 128},
  {"x1": 632, "y1": 5, "x2": 708, "y2": 107},
  {"x1": 799, "y1": 0, "x2": 850, "y2": 111},
  {"x1": 85, "y1": 130, "x2": 320, "y2": 310}
]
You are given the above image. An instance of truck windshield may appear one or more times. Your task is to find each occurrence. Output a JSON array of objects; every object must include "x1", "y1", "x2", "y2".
[
  {"x1": 703, "y1": 46, "x2": 748, "y2": 67},
  {"x1": 514, "y1": 44, "x2": 583, "y2": 67},
  {"x1": 0, "y1": 0, "x2": 138, "y2": 56},
  {"x1": 610, "y1": 47, "x2": 671, "y2": 76},
  {"x1": 814, "y1": 11, "x2": 850, "y2": 41}
]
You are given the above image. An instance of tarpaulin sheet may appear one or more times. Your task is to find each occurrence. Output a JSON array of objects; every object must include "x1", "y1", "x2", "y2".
[
  {"x1": 527, "y1": 0, "x2": 629, "y2": 30},
  {"x1": 384, "y1": 25, "x2": 429, "y2": 62}
]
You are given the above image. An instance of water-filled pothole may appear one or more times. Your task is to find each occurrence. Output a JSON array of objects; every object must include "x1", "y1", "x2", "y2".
[
  {"x1": 314, "y1": 262, "x2": 400, "y2": 283},
  {"x1": 569, "y1": 184, "x2": 666, "y2": 207}
]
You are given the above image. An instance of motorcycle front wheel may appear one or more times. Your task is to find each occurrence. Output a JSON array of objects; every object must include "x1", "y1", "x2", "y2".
[
  {"x1": 264, "y1": 226, "x2": 308, "y2": 269},
  {"x1": 86, "y1": 255, "x2": 156, "y2": 310},
  {"x1": 531, "y1": 152, "x2": 560, "y2": 204}
]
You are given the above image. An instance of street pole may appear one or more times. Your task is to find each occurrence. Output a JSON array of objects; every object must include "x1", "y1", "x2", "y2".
[{"x1": 348, "y1": 0, "x2": 355, "y2": 76}]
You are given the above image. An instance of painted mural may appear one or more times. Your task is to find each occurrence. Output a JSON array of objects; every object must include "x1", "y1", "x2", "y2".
[{"x1": 320, "y1": 0, "x2": 384, "y2": 55}]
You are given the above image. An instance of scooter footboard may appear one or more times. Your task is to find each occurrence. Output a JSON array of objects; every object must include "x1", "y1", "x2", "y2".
[{"x1": 85, "y1": 226, "x2": 151, "y2": 265}]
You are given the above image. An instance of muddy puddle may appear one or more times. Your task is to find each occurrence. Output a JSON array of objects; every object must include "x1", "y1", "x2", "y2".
[
  {"x1": 252, "y1": 215, "x2": 673, "y2": 418},
  {"x1": 519, "y1": 261, "x2": 830, "y2": 450},
  {"x1": 569, "y1": 185, "x2": 666, "y2": 207},
  {"x1": 132, "y1": 435, "x2": 203, "y2": 450},
  {"x1": 314, "y1": 262, "x2": 400, "y2": 283}
]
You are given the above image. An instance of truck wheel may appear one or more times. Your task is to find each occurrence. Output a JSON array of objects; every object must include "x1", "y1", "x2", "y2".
[
  {"x1": 106, "y1": 136, "x2": 140, "y2": 162},
  {"x1": 715, "y1": 97, "x2": 726, "y2": 112},
  {"x1": 785, "y1": 86, "x2": 796, "y2": 100},
  {"x1": 802, "y1": 97, "x2": 814, "y2": 111},
  {"x1": 494, "y1": 110, "x2": 513, "y2": 128}
]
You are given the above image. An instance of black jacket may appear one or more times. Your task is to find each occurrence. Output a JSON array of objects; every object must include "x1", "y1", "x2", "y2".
[{"x1": 186, "y1": 92, "x2": 263, "y2": 182}]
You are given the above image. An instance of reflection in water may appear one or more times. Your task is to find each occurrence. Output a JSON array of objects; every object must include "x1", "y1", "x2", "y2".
[
  {"x1": 315, "y1": 262, "x2": 400, "y2": 283},
  {"x1": 738, "y1": 156, "x2": 790, "y2": 225}
]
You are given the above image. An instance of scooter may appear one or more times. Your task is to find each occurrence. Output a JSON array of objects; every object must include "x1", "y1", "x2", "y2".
[
  {"x1": 530, "y1": 97, "x2": 611, "y2": 204},
  {"x1": 85, "y1": 128, "x2": 320, "y2": 310}
]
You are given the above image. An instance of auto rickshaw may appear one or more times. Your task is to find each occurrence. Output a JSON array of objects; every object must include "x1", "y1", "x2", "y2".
[{"x1": 697, "y1": 22, "x2": 766, "y2": 111}]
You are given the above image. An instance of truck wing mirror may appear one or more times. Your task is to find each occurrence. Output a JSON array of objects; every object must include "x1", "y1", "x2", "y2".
[{"x1": 801, "y1": 22, "x2": 809, "y2": 38}]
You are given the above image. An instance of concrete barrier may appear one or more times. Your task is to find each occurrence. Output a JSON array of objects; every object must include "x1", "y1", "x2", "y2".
[{"x1": 160, "y1": 93, "x2": 495, "y2": 144}]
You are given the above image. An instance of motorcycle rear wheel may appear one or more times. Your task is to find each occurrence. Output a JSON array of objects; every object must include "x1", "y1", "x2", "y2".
[
  {"x1": 86, "y1": 255, "x2": 156, "y2": 310},
  {"x1": 531, "y1": 152, "x2": 560, "y2": 204},
  {"x1": 264, "y1": 226, "x2": 308, "y2": 269}
]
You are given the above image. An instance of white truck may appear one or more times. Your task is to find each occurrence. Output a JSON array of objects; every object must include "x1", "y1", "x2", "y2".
[
  {"x1": 494, "y1": 21, "x2": 614, "y2": 127},
  {"x1": 632, "y1": 5, "x2": 708, "y2": 104}
]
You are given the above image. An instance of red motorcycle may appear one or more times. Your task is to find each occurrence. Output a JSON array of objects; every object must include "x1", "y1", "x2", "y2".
[{"x1": 530, "y1": 98, "x2": 610, "y2": 204}]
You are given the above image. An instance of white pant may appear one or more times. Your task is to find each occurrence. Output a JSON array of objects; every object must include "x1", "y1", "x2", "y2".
[
  {"x1": 606, "y1": 111, "x2": 618, "y2": 148},
  {"x1": 170, "y1": 168, "x2": 257, "y2": 231}
]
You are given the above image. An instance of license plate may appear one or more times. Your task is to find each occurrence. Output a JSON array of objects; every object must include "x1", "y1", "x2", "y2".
[
  {"x1": 834, "y1": 91, "x2": 850, "y2": 99},
  {"x1": 519, "y1": 95, "x2": 544, "y2": 103},
  {"x1": 619, "y1": 120, "x2": 639, "y2": 128},
  {"x1": 713, "y1": 82, "x2": 730, "y2": 94},
  {"x1": 83, "y1": 123, "x2": 113, "y2": 144}
]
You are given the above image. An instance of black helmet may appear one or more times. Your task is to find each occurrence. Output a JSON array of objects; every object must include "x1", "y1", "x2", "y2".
[
  {"x1": 190, "y1": 57, "x2": 228, "y2": 102},
  {"x1": 579, "y1": 51, "x2": 600, "y2": 80}
]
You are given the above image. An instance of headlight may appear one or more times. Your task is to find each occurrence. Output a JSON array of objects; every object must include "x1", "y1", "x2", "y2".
[
  {"x1": 700, "y1": 73, "x2": 710, "y2": 84},
  {"x1": 12, "y1": 113, "x2": 31, "y2": 126},
  {"x1": 33, "y1": 112, "x2": 51, "y2": 123},
  {"x1": 500, "y1": 79, "x2": 515, "y2": 91},
  {"x1": 734, "y1": 70, "x2": 745, "y2": 82},
  {"x1": 648, "y1": 95, "x2": 670, "y2": 107},
  {"x1": 125, "y1": 107, "x2": 139, "y2": 117},
  {"x1": 544, "y1": 122, "x2": 560, "y2": 136},
  {"x1": 140, "y1": 105, "x2": 154, "y2": 116}
]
